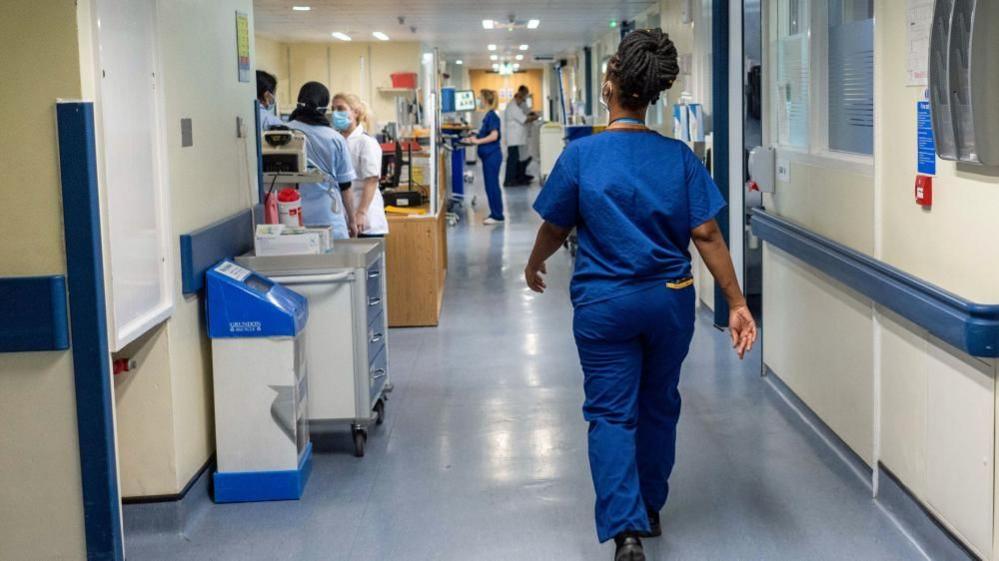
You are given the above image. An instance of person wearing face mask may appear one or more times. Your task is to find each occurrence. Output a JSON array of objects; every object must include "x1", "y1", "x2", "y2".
[
  {"x1": 331, "y1": 93, "x2": 388, "y2": 238},
  {"x1": 503, "y1": 85, "x2": 539, "y2": 187},
  {"x1": 526, "y1": 29, "x2": 757, "y2": 561},
  {"x1": 256, "y1": 70, "x2": 283, "y2": 132},
  {"x1": 465, "y1": 89, "x2": 504, "y2": 225},
  {"x1": 286, "y1": 82, "x2": 357, "y2": 239}
]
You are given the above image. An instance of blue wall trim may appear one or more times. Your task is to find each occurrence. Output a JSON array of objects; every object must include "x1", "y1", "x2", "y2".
[
  {"x1": 0, "y1": 275, "x2": 69, "y2": 352},
  {"x1": 752, "y1": 208, "x2": 999, "y2": 357},
  {"x1": 179, "y1": 210, "x2": 255, "y2": 295},
  {"x1": 213, "y1": 443, "x2": 313, "y2": 503},
  {"x1": 56, "y1": 102, "x2": 124, "y2": 561},
  {"x1": 254, "y1": 99, "x2": 265, "y2": 204}
]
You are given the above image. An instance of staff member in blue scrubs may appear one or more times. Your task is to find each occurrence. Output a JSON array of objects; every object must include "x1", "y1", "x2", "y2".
[
  {"x1": 465, "y1": 89, "x2": 504, "y2": 225},
  {"x1": 526, "y1": 29, "x2": 757, "y2": 561},
  {"x1": 287, "y1": 82, "x2": 357, "y2": 238}
]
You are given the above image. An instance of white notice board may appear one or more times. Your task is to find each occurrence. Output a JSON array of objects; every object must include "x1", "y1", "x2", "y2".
[
  {"x1": 89, "y1": 0, "x2": 174, "y2": 351},
  {"x1": 907, "y1": 0, "x2": 934, "y2": 86}
]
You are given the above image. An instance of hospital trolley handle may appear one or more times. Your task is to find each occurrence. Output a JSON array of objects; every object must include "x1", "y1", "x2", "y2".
[
  {"x1": 368, "y1": 296, "x2": 382, "y2": 307},
  {"x1": 371, "y1": 368, "x2": 387, "y2": 380},
  {"x1": 270, "y1": 272, "x2": 355, "y2": 286}
]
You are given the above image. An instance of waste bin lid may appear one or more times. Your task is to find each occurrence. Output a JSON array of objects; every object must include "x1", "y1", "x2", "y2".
[{"x1": 206, "y1": 260, "x2": 308, "y2": 339}]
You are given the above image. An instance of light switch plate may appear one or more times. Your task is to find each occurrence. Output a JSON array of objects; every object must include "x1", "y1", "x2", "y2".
[{"x1": 180, "y1": 118, "x2": 193, "y2": 147}]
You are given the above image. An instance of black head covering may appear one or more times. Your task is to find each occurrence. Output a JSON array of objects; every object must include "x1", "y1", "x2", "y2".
[{"x1": 288, "y1": 81, "x2": 331, "y2": 127}]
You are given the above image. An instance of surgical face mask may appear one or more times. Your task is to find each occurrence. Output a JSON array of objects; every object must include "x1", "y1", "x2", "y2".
[
  {"x1": 599, "y1": 82, "x2": 611, "y2": 111},
  {"x1": 332, "y1": 110, "x2": 351, "y2": 131}
]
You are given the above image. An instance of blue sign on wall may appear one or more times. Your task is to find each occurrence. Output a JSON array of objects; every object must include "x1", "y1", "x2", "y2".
[{"x1": 917, "y1": 101, "x2": 936, "y2": 175}]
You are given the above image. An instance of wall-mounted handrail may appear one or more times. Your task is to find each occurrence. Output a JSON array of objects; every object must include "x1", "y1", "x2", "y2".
[
  {"x1": 179, "y1": 210, "x2": 255, "y2": 295},
  {"x1": 0, "y1": 275, "x2": 70, "y2": 352},
  {"x1": 751, "y1": 208, "x2": 999, "y2": 358}
]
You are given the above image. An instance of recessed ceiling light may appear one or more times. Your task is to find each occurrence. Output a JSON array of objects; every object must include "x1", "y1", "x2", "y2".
[
  {"x1": 527, "y1": 19, "x2": 541, "y2": 29},
  {"x1": 455, "y1": 60, "x2": 463, "y2": 65},
  {"x1": 519, "y1": 44, "x2": 529, "y2": 51},
  {"x1": 292, "y1": 6, "x2": 311, "y2": 11},
  {"x1": 513, "y1": 63, "x2": 521, "y2": 70},
  {"x1": 331, "y1": 32, "x2": 352, "y2": 41},
  {"x1": 515, "y1": 54, "x2": 524, "y2": 61},
  {"x1": 482, "y1": 19, "x2": 494, "y2": 29},
  {"x1": 487, "y1": 44, "x2": 497, "y2": 51},
  {"x1": 492, "y1": 63, "x2": 500, "y2": 70},
  {"x1": 490, "y1": 54, "x2": 498, "y2": 61},
  {"x1": 372, "y1": 31, "x2": 389, "y2": 41}
]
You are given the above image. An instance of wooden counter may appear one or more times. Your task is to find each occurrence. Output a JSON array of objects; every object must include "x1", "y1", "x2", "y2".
[{"x1": 384, "y1": 202, "x2": 448, "y2": 327}]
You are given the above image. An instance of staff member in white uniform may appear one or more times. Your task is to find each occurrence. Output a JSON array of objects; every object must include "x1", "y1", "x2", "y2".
[
  {"x1": 256, "y1": 70, "x2": 283, "y2": 132},
  {"x1": 503, "y1": 85, "x2": 538, "y2": 187},
  {"x1": 332, "y1": 93, "x2": 388, "y2": 237}
]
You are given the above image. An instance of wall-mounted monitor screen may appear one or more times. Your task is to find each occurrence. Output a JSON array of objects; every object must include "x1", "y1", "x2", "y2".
[{"x1": 455, "y1": 90, "x2": 476, "y2": 112}]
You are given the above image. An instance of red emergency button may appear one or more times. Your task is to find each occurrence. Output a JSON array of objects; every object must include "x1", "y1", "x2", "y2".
[{"x1": 915, "y1": 175, "x2": 932, "y2": 207}]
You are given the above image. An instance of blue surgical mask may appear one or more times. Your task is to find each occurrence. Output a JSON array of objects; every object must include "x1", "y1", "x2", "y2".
[{"x1": 332, "y1": 110, "x2": 351, "y2": 131}]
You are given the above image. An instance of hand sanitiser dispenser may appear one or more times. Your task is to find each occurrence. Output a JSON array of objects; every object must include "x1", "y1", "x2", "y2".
[{"x1": 206, "y1": 260, "x2": 312, "y2": 503}]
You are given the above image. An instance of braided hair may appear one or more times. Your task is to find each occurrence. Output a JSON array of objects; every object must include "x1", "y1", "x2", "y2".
[{"x1": 606, "y1": 29, "x2": 680, "y2": 110}]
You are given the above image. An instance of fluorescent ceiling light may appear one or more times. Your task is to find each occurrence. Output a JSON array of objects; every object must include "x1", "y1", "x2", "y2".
[
  {"x1": 527, "y1": 19, "x2": 540, "y2": 29},
  {"x1": 292, "y1": 6, "x2": 311, "y2": 11},
  {"x1": 331, "y1": 32, "x2": 352, "y2": 41},
  {"x1": 513, "y1": 63, "x2": 521, "y2": 70},
  {"x1": 519, "y1": 44, "x2": 529, "y2": 51},
  {"x1": 515, "y1": 54, "x2": 524, "y2": 61},
  {"x1": 492, "y1": 63, "x2": 500, "y2": 70},
  {"x1": 455, "y1": 60, "x2": 463, "y2": 65},
  {"x1": 482, "y1": 19, "x2": 494, "y2": 29},
  {"x1": 372, "y1": 31, "x2": 389, "y2": 41},
  {"x1": 490, "y1": 54, "x2": 498, "y2": 61},
  {"x1": 487, "y1": 44, "x2": 497, "y2": 51}
]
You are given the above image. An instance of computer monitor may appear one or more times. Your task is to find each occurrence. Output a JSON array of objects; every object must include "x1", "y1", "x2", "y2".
[{"x1": 454, "y1": 90, "x2": 476, "y2": 112}]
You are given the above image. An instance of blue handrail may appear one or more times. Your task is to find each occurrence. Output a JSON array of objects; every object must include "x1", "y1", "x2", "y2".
[
  {"x1": 751, "y1": 208, "x2": 999, "y2": 357},
  {"x1": 179, "y1": 209, "x2": 255, "y2": 295}
]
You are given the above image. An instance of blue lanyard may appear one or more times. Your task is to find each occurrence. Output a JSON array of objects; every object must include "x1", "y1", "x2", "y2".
[{"x1": 609, "y1": 117, "x2": 645, "y2": 126}]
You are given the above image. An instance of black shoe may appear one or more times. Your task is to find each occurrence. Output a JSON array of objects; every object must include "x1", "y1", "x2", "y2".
[
  {"x1": 638, "y1": 510, "x2": 661, "y2": 538},
  {"x1": 614, "y1": 533, "x2": 645, "y2": 561}
]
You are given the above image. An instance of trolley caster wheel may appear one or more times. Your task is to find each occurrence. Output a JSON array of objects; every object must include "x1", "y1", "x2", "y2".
[
  {"x1": 374, "y1": 400, "x2": 386, "y2": 426},
  {"x1": 352, "y1": 429, "x2": 367, "y2": 458}
]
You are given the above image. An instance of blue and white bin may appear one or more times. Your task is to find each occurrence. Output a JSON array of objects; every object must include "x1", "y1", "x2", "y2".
[{"x1": 206, "y1": 260, "x2": 312, "y2": 503}]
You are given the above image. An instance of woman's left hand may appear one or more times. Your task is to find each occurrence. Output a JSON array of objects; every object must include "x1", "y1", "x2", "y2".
[{"x1": 525, "y1": 261, "x2": 547, "y2": 293}]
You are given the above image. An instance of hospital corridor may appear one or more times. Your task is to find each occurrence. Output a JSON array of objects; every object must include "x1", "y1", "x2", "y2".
[{"x1": 3, "y1": 2, "x2": 999, "y2": 561}]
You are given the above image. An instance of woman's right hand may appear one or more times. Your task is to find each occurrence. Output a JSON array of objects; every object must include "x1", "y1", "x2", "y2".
[{"x1": 729, "y1": 305, "x2": 758, "y2": 360}]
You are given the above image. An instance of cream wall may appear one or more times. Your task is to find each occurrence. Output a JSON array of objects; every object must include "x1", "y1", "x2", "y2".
[
  {"x1": 760, "y1": 0, "x2": 999, "y2": 558},
  {"x1": 256, "y1": 34, "x2": 291, "y2": 104},
  {"x1": 112, "y1": 0, "x2": 259, "y2": 498},
  {"x1": 255, "y1": 38, "x2": 422, "y2": 131},
  {"x1": 0, "y1": 2, "x2": 88, "y2": 560}
]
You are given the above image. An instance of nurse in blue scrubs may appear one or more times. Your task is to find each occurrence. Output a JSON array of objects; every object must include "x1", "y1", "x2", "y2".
[
  {"x1": 526, "y1": 29, "x2": 757, "y2": 561},
  {"x1": 465, "y1": 89, "x2": 504, "y2": 225},
  {"x1": 286, "y1": 82, "x2": 357, "y2": 238}
]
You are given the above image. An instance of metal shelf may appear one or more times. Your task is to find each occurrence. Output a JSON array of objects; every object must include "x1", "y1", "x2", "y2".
[{"x1": 262, "y1": 170, "x2": 328, "y2": 185}]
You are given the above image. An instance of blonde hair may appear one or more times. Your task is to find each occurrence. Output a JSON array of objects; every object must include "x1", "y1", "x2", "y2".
[
  {"x1": 479, "y1": 89, "x2": 498, "y2": 110},
  {"x1": 333, "y1": 92, "x2": 376, "y2": 132}
]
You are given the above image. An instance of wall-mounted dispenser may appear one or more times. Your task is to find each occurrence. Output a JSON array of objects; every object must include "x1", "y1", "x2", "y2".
[{"x1": 929, "y1": 0, "x2": 999, "y2": 166}]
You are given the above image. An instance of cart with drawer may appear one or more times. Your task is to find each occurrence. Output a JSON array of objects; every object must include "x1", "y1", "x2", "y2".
[{"x1": 237, "y1": 239, "x2": 390, "y2": 457}]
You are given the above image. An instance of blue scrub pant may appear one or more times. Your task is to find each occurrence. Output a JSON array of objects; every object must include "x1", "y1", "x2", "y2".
[
  {"x1": 480, "y1": 149, "x2": 504, "y2": 220},
  {"x1": 572, "y1": 283, "x2": 696, "y2": 543}
]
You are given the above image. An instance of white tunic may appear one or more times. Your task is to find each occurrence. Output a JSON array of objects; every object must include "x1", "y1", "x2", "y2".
[
  {"x1": 504, "y1": 100, "x2": 529, "y2": 147},
  {"x1": 346, "y1": 125, "x2": 388, "y2": 235}
]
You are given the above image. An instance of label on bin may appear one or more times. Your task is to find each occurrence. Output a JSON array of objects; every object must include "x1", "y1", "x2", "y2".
[{"x1": 215, "y1": 262, "x2": 251, "y2": 282}]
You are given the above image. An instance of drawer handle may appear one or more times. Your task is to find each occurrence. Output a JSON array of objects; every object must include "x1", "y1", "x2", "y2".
[
  {"x1": 368, "y1": 296, "x2": 382, "y2": 307},
  {"x1": 368, "y1": 270, "x2": 380, "y2": 279},
  {"x1": 371, "y1": 368, "x2": 387, "y2": 379},
  {"x1": 369, "y1": 333, "x2": 384, "y2": 344}
]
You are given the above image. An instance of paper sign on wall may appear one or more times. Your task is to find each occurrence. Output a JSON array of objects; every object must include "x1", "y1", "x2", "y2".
[
  {"x1": 917, "y1": 101, "x2": 936, "y2": 175},
  {"x1": 906, "y1": 0, "x2": 934, "y2": 86},
  {"x1": 236, "y1": 11, "x2": 250, "y2": 83}
]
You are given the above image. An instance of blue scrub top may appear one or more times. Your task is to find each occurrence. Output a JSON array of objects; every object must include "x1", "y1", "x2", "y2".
[
  {"x1": 476, "y1": 110, "x2": 501, "y2": 157},
  {"x1": 287, "y1": 120, "x2": 357, "y2": 238},
  {"x1": 533, "y1": 130, "x2": 726, "y2": 307}
]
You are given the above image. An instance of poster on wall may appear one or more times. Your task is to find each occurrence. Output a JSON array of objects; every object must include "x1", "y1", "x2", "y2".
[
  {"x1": 906, "y1": 0, "x2": 934, "y2": 86},
  {"x1": 236, "y1": 11, "x2": 251, "y2": 83}
]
